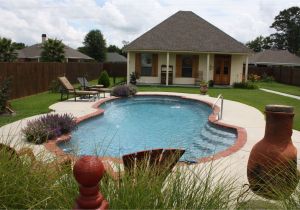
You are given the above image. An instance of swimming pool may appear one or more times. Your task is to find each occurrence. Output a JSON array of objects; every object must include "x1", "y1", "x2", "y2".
[{"x1": 59, "y1": 96, "x2": 237, "y2": 162}]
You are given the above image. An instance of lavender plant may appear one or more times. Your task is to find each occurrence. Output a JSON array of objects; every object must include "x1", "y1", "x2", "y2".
[
  {"x1": 112, "y1": 84, "x2": 137, "y2": 97},
  {"x1": 22, "y1": 113, "x2": 77, "y2": 144}
]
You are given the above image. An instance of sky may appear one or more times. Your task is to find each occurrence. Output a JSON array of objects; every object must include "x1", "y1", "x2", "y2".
[{"x1": 0, "y1": 0, "x2": 299, "y2": 49}]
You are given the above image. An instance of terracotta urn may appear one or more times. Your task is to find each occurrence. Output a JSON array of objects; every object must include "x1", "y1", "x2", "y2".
[
  {"x1": 247, "y1": 105, "x2": 299, "y2": 200},
  {"x1": 200, "y1": 84, "x2": 208, "y2": 95}
]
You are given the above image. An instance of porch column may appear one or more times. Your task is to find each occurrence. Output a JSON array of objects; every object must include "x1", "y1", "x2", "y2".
[
  {"x1": 206, "y1": 54, "x2": 210, "y2": 82},
  {"x1": 245, "y1": 55, "x2": 249, "y2": 82},
  {"x1": 166, "y1": 52, "x2": 169, "y2": 86},
  {"x1": 127, "y1": 52, "x2": 130, "y2": 84}
]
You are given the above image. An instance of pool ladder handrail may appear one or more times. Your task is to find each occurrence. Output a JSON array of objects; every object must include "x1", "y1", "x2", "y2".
[{"x1": 212, "y1": 94, "x2": 224, "y2": 120}]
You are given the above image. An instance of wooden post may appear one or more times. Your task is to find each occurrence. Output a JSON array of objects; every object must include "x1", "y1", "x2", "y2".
[{"x1": 73, "y1": 156, "x2": 109, "y2": 210}]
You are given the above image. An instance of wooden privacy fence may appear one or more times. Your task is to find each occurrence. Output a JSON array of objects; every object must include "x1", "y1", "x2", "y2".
[
  {"x1": 249, "y1": 66, "x2": 300, "y2": 86},
  {"x1": 0, "y1": 62, "x2": 103, "y2": 99},
  {"x1": 103, "y1": 62, "x2": 127, "y2": 78}
]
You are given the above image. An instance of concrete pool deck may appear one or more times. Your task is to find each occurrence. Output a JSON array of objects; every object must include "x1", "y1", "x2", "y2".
[{"x1": 1, "y1": 92, "x2": 300, "y2": 187}]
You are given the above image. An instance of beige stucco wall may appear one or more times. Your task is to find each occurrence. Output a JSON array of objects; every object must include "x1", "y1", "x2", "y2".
[
  {"x1": 230, "y1": 55, "x2": 244, "y2": 85},
  {"x1": 127, "y1": 51, "x2": 245, "y2": 85}
]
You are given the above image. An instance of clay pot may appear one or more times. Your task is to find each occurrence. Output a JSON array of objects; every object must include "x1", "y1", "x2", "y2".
[
  {"x1": 200, "y1": 84, "x2": 208, "y2": 95},
  {"x1": 247, "y1": 105, "x2": 299, "y2": 200}
]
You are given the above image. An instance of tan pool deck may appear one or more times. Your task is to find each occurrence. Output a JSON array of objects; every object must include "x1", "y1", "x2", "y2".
[{"x1": 1, "y1": 92, "x2": 300, "y2": 187}]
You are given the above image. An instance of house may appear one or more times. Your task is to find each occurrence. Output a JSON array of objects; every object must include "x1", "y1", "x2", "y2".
[
  {"x1": 249, "y1": 49, "x2": 300, "y2": 67},
  {"x1": 17, "y1": 34, "x2": 93, "y2": 62},
  {"x1": 124, "y1": 11, "x2": 251, "y2": 86},
  {"x1": 105, "y1": 52, "x2": 127, "y2": 63}
]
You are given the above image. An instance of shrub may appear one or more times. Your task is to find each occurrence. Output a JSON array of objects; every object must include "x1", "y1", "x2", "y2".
[
  {"x1": 208, "y1": 80, "x2": 214, "y2": 87},
  {"x1": 112, "y1": 84, "x2": 137, "y2": 97},
  {"x1": 261, "y1": 73, "x2": 275, "y2": 82},
  {"x1": 22, "y1": 113, "x2": 77, "y2": 144},
  {"x1": 48, "y1": 79, "x2": 61, "y2": 93},
  {"x1": 233, "y1": 82, "x2": 258, "y2": 89},
  {"x1": 0, "y1": 77, "x2": 12, "y2": 113},
  {"x1": 98, "y1": 71, "x2": 110, "y2": 87},
  {"x1": 22, "y1": 120, "x2": 49, "y2": 144},
  {"x1": 130, "y1": 72, "x2": 138, "y2": 85},
  {"x1": 248, "y1": 74, "x2": 261, "y2": 82}
]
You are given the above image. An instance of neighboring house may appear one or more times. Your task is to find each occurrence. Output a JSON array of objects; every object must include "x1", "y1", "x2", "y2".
[
  {"x1": 17, "y1": 34, "x2": 93, "y2": 62},
  {"x1": 249, "y1": 49, "x2": 300, "y2": 67},
  {"x1": 124, "y1": 11, "x2": 251, "y2": 86},
  {"x1": 105, "y1": 52, "x2": 127, "y2": 63}
]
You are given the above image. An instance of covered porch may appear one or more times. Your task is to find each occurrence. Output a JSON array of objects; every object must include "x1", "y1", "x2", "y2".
[{"x1": 127, "y1": 51, "x2": 249, "y2": 86}]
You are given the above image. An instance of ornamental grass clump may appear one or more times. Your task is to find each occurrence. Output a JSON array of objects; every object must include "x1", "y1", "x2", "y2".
[
  {"x1": 22, "y1": 113, "x2": 77, "y2": 144},
  {"x1": 0, "y1": 145, "x2": 78, "y2": 209},
  {"x1": 111, "y1": 84, "x2": 137, "y2": 97}
]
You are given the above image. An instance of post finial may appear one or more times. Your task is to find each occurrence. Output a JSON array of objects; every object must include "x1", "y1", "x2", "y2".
[{"x1": 73, "y1": 156, "x2": 109, "y2": 210}]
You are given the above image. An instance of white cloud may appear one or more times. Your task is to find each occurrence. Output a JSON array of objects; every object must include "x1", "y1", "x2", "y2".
[{"x1": 0, "y1": 0, "x2": 299, "y2": 48}]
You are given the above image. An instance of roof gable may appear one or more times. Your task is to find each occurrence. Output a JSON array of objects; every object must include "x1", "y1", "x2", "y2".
[{"x1": 125, "y1": 11, "x2": 250, "y2": 54}]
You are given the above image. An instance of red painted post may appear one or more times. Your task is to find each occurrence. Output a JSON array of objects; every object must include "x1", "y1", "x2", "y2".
[{"x1": 73, "y1": 156, "x2": 109, "y2": 210}]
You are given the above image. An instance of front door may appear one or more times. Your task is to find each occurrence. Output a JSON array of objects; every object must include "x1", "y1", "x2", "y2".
[{"x1": 214, "y1": 55, "x2": 231, "y2": 85}]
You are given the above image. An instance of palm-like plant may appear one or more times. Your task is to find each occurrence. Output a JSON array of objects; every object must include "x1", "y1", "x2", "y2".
[
  {"x1": 41, "y1": 39, "x2": 65, "y2": 62},
  {"x1": 0, "y1": 37, "x2": 17, "y2": 62}
]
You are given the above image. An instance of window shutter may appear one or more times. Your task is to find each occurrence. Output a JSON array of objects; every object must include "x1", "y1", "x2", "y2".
[
  {"x1": 176, "y1": 55, "x2": 182, "y2": 77},
  {"x1": 192, "y1": 55, "x2": 199, "y2": 78},
  {"x1": 135, "y1": 53, "x2": 141, "y2": 76},
  {"x1": 152, "y1": 54, "x2": 158, "y2": 77}
]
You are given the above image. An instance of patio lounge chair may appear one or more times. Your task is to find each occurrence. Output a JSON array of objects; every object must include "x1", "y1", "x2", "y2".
[
  {"x1": 105, "y1": 148, "x2": 185, "y2": 179},
  {"x1": 58, "y1": 76, "x2": 99, "y2": 101},
  {"x1": 77, "y1": 77, "x2": 112, "y2": 98},
  {"x1": 77, "y1": 77, "x2": 104, "y2": 90}
]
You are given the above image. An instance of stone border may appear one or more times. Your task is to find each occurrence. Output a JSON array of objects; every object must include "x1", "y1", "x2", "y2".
[{"x1": 44, "y1": 94, "x2": 247, "y2": 164}]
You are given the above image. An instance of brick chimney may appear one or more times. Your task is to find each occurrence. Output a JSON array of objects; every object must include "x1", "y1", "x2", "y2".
[{"x1": 42, "y1": 34, "x2": 47, "y2": 43}]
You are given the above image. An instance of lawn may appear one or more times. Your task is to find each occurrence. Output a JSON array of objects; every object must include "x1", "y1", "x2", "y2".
[
  {"x1": 138, "y1": 86, "x2": 300, "y2": 131},
  {"x1": 0, "y1": 92, "x2": 61, "y2": 127},
  {"x1": 0, "y1": 77, "x2": 126, "y2": 127},
  {"x1": 256, "y1": 81, "x2": 300, "y2": 96}
]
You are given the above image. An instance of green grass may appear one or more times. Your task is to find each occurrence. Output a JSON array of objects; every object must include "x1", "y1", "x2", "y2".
[
  {"x1": 0, "y1": 77, "x2": 126, "y2": 127},
  {"x1": 256, "y1": 81, "x2": 300, "y2": 96},
  {"x1": 0, "y1": 92, "x2": 60, "y2": 127},
  {"x1": 138, "y1": 86, "x2": 300, "y2": 131}
]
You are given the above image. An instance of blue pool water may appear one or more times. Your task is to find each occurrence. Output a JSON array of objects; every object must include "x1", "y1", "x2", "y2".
[{"x1": 59, "y1": 96, "x2": 237, "y2": 162}]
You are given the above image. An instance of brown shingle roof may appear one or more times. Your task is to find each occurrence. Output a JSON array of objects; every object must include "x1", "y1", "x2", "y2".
[
  {"x1": 17, "y1": 43, "x2": 93, "y2": 60},
  {"x1": 106, "y1": 52, "x2": 127, "y2": 62},
  {"x1": 124, "y1": 11, "x2": 250, "y2": 54},
  {"x1": 249, "y1": 49, "x2": 300, "y2": 66}
]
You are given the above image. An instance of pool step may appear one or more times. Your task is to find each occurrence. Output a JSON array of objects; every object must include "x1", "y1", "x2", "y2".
[{"x1": 186, "y1": 123, "x2": 237, "y2": 160}]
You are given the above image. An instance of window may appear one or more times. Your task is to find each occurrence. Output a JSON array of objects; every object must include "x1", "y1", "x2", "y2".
[
  {"x1": 182, "y1": 55, "x2": 193, "y2": 77},
  {"x1": 141, "y1": 53, "x2": 152, "y2": 76}
]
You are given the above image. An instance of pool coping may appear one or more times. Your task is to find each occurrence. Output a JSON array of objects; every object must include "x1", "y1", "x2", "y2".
[{"x1": 44, "y1": 93, "x2": 247, "y2": 164}]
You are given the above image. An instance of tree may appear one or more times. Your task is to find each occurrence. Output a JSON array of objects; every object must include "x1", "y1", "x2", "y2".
[
  {"x1": 246, "y1": 36, "x2": 272, "y2": 52},
  {"x1": 40, "y1": 39, "x2": 65, "y2": 62},
  {"x1": 270, "y1": 6, "x2": 300, "y2": 54},
  {"x1": 12, "y1": 42, "x2": 26, "y2": 50},
  {"x1": 79, "y1": 30, "x2": 106, "y2": 62},
  {"x1": 107, "y1": 44, "x2": 121, "y2": 53},
  {"x1": 0, "y1": 37, "x2": 17, "y2": 62}
]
